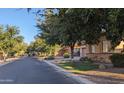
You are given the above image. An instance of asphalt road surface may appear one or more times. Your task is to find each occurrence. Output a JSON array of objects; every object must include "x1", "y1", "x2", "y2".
[{"x1": 0, "y1": 57, "x2": 79, "y2": 84}]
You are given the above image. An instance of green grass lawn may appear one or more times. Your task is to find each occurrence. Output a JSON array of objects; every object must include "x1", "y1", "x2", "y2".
[{"x1": 59, "y1": 62, "x2": 98, "y2": 71}]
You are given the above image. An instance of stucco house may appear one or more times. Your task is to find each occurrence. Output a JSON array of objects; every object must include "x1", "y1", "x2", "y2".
[
  {"x1": 57, "y1": 35, "x2": 124, "y2": 63},
  {"x1": 74, "y1": 36, "x2": 124, "y2": 63}
]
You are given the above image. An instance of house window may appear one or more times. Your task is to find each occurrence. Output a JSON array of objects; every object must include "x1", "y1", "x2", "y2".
[
  {"x1": 103, "y1": 41, "x2": 109, "y2": 52},
  {"x1": 91, "y1": 45, "x2": 96, "y2": 53}
]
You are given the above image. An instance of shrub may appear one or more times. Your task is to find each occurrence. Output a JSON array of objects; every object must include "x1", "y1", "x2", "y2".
[
  {"x1": 8, "y1": 51, "x2": 16, "y2": 57},
  {"x1": 45, "y1": 55, "x2": 55, "y2": 60},
  {"x1": 79, "y1": 57, "x2": 93, "y2": 64},
  {"x1": 63, "y1": 53, "x2": 70, "y2": 58},
  {"x1": 110, "y1": 53, "x2": 124, "y2": 67}
]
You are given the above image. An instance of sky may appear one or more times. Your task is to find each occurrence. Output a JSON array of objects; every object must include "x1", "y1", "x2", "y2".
[{"x1": 0, "y1": 8, "x2": 39, "y2": 44}]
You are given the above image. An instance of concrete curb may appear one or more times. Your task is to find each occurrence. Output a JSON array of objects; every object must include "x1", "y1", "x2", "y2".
[{"x1": 38, "y1": 59, "x2": 95, "y2": 84}]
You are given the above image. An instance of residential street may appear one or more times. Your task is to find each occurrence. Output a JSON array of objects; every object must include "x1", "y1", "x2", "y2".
[{"x1": 0, "y1": 57, "x2": 80, "y2": 84}]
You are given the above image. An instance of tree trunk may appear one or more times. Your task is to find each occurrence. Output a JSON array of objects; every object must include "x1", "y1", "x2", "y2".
[
  {"x1": 70, "y1": 45, "x2": 74, "y2": 59},
  {"x1": 3, "y1": 55, "x2": 6, "y2": 62},
  {"x1": 3, "y1": 52, "x2": 8, "y2": 62},
  {"x1": 0, "y1": 47, "x2": 7, "y2": 62}
]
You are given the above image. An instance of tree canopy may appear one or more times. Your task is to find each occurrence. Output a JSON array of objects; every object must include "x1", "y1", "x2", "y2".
[
  {"x1": 34, "y1": 8, "x2": 124, "y2": 58},
  {"x1": 27, "y1": 37, "x2": 60, "y2": 57},
  {"x1": 0, "y1": 25, "x2": 27, "y2": 61}
]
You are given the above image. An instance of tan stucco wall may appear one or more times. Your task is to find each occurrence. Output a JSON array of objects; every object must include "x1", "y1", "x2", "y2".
[
  {"x1": 86, "y1": 36, "x2": 124, "y2": 54},
  {"x1": 85, "y1": 37, "x2": 124, "y2": 63}
]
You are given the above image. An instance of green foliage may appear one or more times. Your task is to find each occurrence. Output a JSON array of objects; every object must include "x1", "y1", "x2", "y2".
[
  {"x1": 110, "y1": 54, "x2": 124, "y2": 67},
  {"x1": 63, "y1": 53, "x2": 70, "y2": 58},
  {"x1": 45, "y1": 55, "x2": 55, "y2": 60},
  {"x1": 34, "y1": 8, "x2": 124, "y2": 55},
  {"x1": 13, "y1": 42, "x2": 28, "y2": 56},
  {"x1": 0, "y1": 25, "x2": 26, "y2": 60},
  {"x1": 8, "y1": 51, "x2": 16, "y2": 57},
  {"x1": 79, "y1": 57, "x2": 93, "y2": 64},
  {"x1": 106, "y1": 9, "x2": 124, "y2": 48},
  {"x1": 36, "y1": 9, "x2": 85, "y2": 58},
  {"x1": 27, "y1": 37, "x2": 58, "y2": 57},
  {"x1": 28, "y1": 8, "x2": 124, "y2": 66}
]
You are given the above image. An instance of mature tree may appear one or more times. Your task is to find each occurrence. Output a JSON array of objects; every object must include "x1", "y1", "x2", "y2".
[
  {"x1": 0, "y1": 25, "x2": 25, "y2": 61},
  {"x1": 66, "y1": 8, "x2": 124, "y2": 49},
  {"x1": 105, "y1": 9, "x2": 124, "y2": 49},
  {"x1": 37, "y1": 9, "x2": 86, "y2": 58},
  {"x1": 35, "y1": 8, "x2": 124, "y2": 57},
  {"x1": 12, "y1": 42, "x2": 28, "y2": 56},
  {"x1": 27, "y1": 37, "x2": 56, "y2": 57}
]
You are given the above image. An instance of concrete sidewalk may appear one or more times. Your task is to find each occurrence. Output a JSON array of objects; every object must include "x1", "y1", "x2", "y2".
[{"x1": 38, "y1": 58, "x2": 95, "y2": 84}]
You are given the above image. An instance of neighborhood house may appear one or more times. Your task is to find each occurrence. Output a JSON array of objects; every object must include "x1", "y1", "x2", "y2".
[{"x1": 59, "y1": 36, "x2": 124, "y2": 63}]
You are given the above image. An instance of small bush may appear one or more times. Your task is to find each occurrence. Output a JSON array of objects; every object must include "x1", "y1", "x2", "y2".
[
  {"x1": 45, "y1": 55, "x2": 55, "y2": 60},
  {"x1": 110, "y1": 53, "x2": 124, "y2": 67},
  {"x1": 79, "y1": 57, "x2": 93, "y2": 64},
  {"x1": 63, "y1": 53, "x2": 70, "y2": 58}
]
